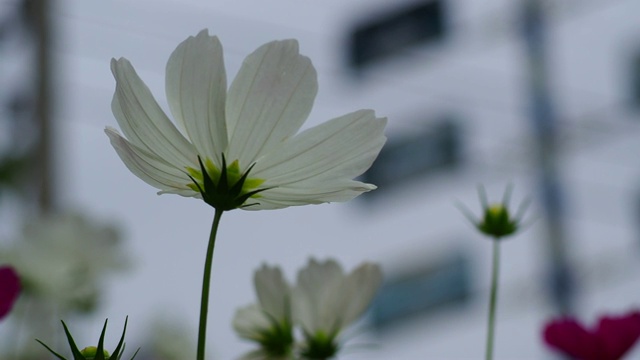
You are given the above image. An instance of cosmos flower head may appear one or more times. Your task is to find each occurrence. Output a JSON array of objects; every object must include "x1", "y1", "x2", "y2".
[
  {"x1": 233, "y1": 259, "x2": 382, "y2": 359},
  {"x1": 37, "y1": 317, "x2": 139, "y2": 360},
  {"x1": 293, "y1": 259, "x2": 382, "y2": 359},
  {"x1": 457, "y1": 184, "x2": 532, "y2": 239},
  {"x1": 0, "y1": 212, "x2": 128, "y2": 312},
  {"x1": 233, "y1": 265, "x2": 294, "y2": 359},
  {"x1": 106, "y1": 29, "x2": 387, "y2": 211},
  {"x1": 543, "y1": 311, "x2": 640, "y2": 360}
]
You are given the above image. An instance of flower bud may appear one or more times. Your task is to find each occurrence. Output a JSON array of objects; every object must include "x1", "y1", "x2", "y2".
[
  {"x1": 478, "y1": 204, "x2": 518, "y2": 238},
  {"x1": 80, "y1": 346, "x2": 110, "y2": 360},
  {"x1": 457, "y1": 184, "x2": 531, "y2": 240},
  {"x1": 37, "y1": 317, "x2": 139, "y2": 360}
]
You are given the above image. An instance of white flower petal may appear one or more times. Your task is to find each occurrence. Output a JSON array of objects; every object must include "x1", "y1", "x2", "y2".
[
  {"x1": 226, "y1": 39, "x2": 317, "y2": 167},
  {"x1": 293, "y1": 259, "x2": 345, "y2": 333},
  {"x1": 247, "y1": 179, "x2": 375, "y2": 210},
  {"x1": 340, "y1": 263, "x2": 382, "y2": 326},
  {"x1": 254, "y1": 110, "x2": 386, "y2": 186},
  {"x1": 254, "y1": 265, "x2": 290, "y2": 321},
  {"x1": 232, "y1": 304, "x2": 272, "y2": 341},
  {"x1": 105, "y1": 127, "x2": 194, "y2": 196},
  {"x1": 111, "y1": 58, "x2": 198, "y2": 168},
  {"x1": 293, "y1": 259, "x2": 383, "y2": 336},
  {"x1": 165, "y1": 29, "x2": 228, "y2": 166}
]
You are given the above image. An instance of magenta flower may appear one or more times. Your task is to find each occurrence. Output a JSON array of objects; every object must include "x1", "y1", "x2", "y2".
[
  {"x1": 0, "y1": 266, "x2": 20, "y2": 319},
  {"x1": 543, "y1": 311, "x2": 640, "y2": 360}
]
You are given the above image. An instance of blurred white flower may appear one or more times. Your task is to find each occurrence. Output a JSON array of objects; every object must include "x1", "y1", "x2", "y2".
[
  {"x1": 145, "y1": 317, "x2": 197, "y2": 360},
  {"x1": 0, "y1": 212, "x2": 129, "y2": 311},
  {"x1": 233, "y1": 265, "x2": 294, "y2": 359},
  {"x1": 293, "y1": 259, "x2": 382, "y2": 359},
  {"x1": 105, "y1": 29, "x2": 387, "y2": 211}
]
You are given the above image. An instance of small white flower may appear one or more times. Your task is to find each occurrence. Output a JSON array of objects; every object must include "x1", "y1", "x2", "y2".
[
  {"x1": 0, "y1": 212, "x2": 128, "y2": 311},
  {"x1": 293, "y1": 258, "x2": 382, "y2": 359},
  {"x1": 233, "y1": 265, "x2": 294, "y2": 359},
  {"x1": 105, "y1": 29, "x2": 386, "y2": 210},
  {"x1": 147, "y1": 318, "x2": 197, "y2": 360}
]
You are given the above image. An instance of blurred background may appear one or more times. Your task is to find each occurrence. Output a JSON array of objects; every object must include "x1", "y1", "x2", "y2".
[{"x1": 1, "y1": 0, "x2": 640, "y2": 358}]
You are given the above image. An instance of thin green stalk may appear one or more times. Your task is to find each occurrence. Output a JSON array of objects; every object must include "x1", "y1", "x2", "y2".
[
  {"x1": 197, "y1": 209, "x2": 224, "y2": 360},
  {"x1": 485, "y1": 240, "x2": 501, "y2": 360}
]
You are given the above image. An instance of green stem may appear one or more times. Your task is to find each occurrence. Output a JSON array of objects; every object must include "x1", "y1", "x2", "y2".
[
  {"x1": 485, "y1": 240, "x2": 501, "y2": 360},
  {"x1": 197, "y1": 209, "x2": 224, "y2": 360}
]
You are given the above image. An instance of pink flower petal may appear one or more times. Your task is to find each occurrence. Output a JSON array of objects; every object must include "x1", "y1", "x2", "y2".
[
  {"x1": 597, "y1": 311, "x2": 640, "y2": 360},
  {"x1": 544, "y1": 318, "x2": 602, "y2": 360},
  {"x1": 0, "y1": 266, "x2": 20, "y2": 319},
  {"x1": 543, "y1": 311, "x2": 640, "y2": 360}
]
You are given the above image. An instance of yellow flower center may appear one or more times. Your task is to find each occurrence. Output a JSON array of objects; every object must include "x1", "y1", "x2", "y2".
[{"x1": 487, "y1": 204, "x2": 506, "y2": 218}]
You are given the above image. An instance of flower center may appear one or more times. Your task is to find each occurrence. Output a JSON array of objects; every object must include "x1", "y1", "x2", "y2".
[
  {"x1": 257, "y1": 320, "x2": 294, "y2": 357},
  {"x1": 480, "y1": 204, "x2": 517, "y2": 238},
  {"x1": 301, "y1": 330, "x2": 339, "y2": 359},
  {"x1": 186, "y1": 157, "x2": 264, "y2": 196},
  {"x1": 185, "y1": 155, "x2": 268, "y2": 210}
]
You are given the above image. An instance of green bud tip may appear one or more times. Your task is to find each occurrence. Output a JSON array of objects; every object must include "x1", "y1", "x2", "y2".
[
  {"x1": 80, "y1": 346, "x2": 110, "y2": 359},
  {"x1": 457, "y1": 184, "x2": 531, "y2": 240},
  {"x1": 487, "y1": 204, "x2": 506, "y2": 218},
  {"x1": 479, "y1": 203, "x2": 517, "y2": 238}
]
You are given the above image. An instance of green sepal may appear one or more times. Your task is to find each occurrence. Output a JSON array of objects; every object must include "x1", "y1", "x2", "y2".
[
  {"x1": 62, "y1": 320, "x2": 87, "y2": 360},
  {"x1": 127, "y1": 347, "x2": 141, "y2": 360},
  {"x1": 300, "y1": 329, "x2": 340, "y2": 360},
  {"x1": 94, "y1": 319, "x2": 108, "y2": 360},
  {"x1": 36, "y1": 317, "x2": 139, "y2": 360},
  {"x1": 110, "y1": 317, "x2": 140, "y2": 360},
  {"x1": 189, "y1": 155, "x2": 271, "y2": 211},
  {"x1": 216, "y1": 155, "x2": 231, "y2": 193},
  {"x1": 256, "y1": 315, "x2": 294, "y2": 357},
  {"x1": 35, "y1": 339, "x2": 69, "y2": 360},
  {"x1": 229, "y1": 162, "x2": 256, "y2": 195},
  {"x1": 109, "y1": 316, "x2": 127, "y2": 360},
  {"x1": 457, "y1": 184, "x2": 531, "y2": 240}
]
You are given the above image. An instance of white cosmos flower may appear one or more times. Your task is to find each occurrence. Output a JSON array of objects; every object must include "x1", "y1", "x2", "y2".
[
  {"x1": 147, "y1": 318, "x2": 197, "y2": 360},
  {"x1": 233, "y1": 265, "x2": 294, "y2": 359},
  {"x1": 105, "y1": 29, "x2": 387, "y2": 210},
  {"x1": 293, "y1": 258, "x2": 382, "y2": 359},
  {"x1": 0, "y1": 212, "x2": 128, "y2": 312}
]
